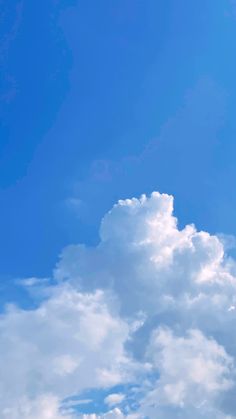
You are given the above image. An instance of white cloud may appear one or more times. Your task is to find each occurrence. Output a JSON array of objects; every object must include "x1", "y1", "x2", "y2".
[
  {"x1": 104, "y1": 393, "x2": 125, "y2": 407},
  {"x1": 81, "y1": 408, "x2": 125, "y2": 419},
  {"x1": 2, "y1": 191, "x2": 236, "y2": 418},
  {"x1": 140, "y1": 327, "x2": 234, "y2": 416},
  {"x1": 81, "y1": 408, "x2": 139, "y2": 419},
  {"x1": 0, "y1": 285, "x2": 136, "y2": 418},
  {"x1": 1, "y1": 394, "x2": 74, "y2": 419},
  {"x1": 55, "y1": 192, "x2": 236, "y2": 320}
]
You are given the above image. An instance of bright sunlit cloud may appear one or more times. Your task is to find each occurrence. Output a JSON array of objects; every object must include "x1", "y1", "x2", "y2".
[{"x1": 1, "y1": 192, "x2": 236, "y2": 418}]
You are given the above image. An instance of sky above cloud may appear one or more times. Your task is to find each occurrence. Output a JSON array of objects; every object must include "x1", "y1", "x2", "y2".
[
  {"x1": 1, "y1": 0, "x2": 236, "y2": 279},
  {"x1": 1, "y1": 1, "x2": 236, "y2": 418}
]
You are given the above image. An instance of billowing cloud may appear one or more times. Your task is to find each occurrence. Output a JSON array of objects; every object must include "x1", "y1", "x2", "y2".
[
  {"x1": 1, "y1": 192, "x2": 236, "y2": 418},
  {"x1": 139, "y1": 327, "x2": 234, "y2": 418},
  {"x1": 0, "y1": 286, "x2": 136, "y2": 418}
]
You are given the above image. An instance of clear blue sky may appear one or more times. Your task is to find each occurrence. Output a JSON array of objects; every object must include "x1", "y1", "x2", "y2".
[{"x1": 1, "y1": 0, "x2": 236, "y2": 278}]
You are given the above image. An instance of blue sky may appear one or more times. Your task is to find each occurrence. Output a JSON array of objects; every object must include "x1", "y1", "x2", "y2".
[
  {"x1": 1, "y1": 0, "x2": 236, "y2": 279},
  {"x1": 1, "y1": 1, "x2": 236, "y2": 418}
]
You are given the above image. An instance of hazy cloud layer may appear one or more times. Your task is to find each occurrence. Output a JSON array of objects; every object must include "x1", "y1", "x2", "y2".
[{"x1": 1, "y1": 192, "x2": 236, "y2": 418}]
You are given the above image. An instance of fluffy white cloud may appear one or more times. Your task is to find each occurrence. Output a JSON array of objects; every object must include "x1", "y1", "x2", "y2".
[
  {"x1": 55, "y1": 192, "x2": 236, "y2": 317},
  {"x1": 2, "y1": 191, "x2": 236, "y2": 418},
  {"x1": 139, "y1": 327, "x2": 234, "y2": 417},
  {"x1": 0, "y1": 285, "x2": 135, "y2": 418}
]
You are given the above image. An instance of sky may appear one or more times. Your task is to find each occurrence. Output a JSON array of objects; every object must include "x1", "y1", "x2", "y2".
[{"x1": 1, "y1": 1, "x2": 236, "y2": 418}]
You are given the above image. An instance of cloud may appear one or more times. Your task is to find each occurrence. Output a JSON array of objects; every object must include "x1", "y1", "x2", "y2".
[
  {"x1": 1, "y1": 394, "x2": 73, "y2": 419},
  {"x1": 104, "y1": 393, "x2": 125, "y2": 407},
  {"x1": 56, "y1": 192, "x2": 236, "y2": 320},
  {"x1": 0, "y1": 285, "x2": 136, "y2": 418},
  {"x1": 81, "y1": 408, "x2": 125, "y2": 419},
  {"x1": 2, "y1": 191, "x2": 236, "y2": 417},
  {"x1": 139, "y1": 327, "x2": 234, "y2": 418}
]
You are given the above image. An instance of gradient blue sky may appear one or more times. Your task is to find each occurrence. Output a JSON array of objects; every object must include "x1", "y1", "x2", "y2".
[{"x1": 1, "y1": 1, "x2": 236, "y2": 284}]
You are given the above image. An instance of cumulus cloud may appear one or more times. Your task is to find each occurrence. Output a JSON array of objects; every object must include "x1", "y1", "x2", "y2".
[
  {"x1": 1, "y1": 191, "x2": 236, "y2": 418},
  {"x1": 139, "y1": 327, "x2": 234, "y2": 418},
  {"x1": 0, "y1": 286, "x2": 135, "y2": 418}
]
